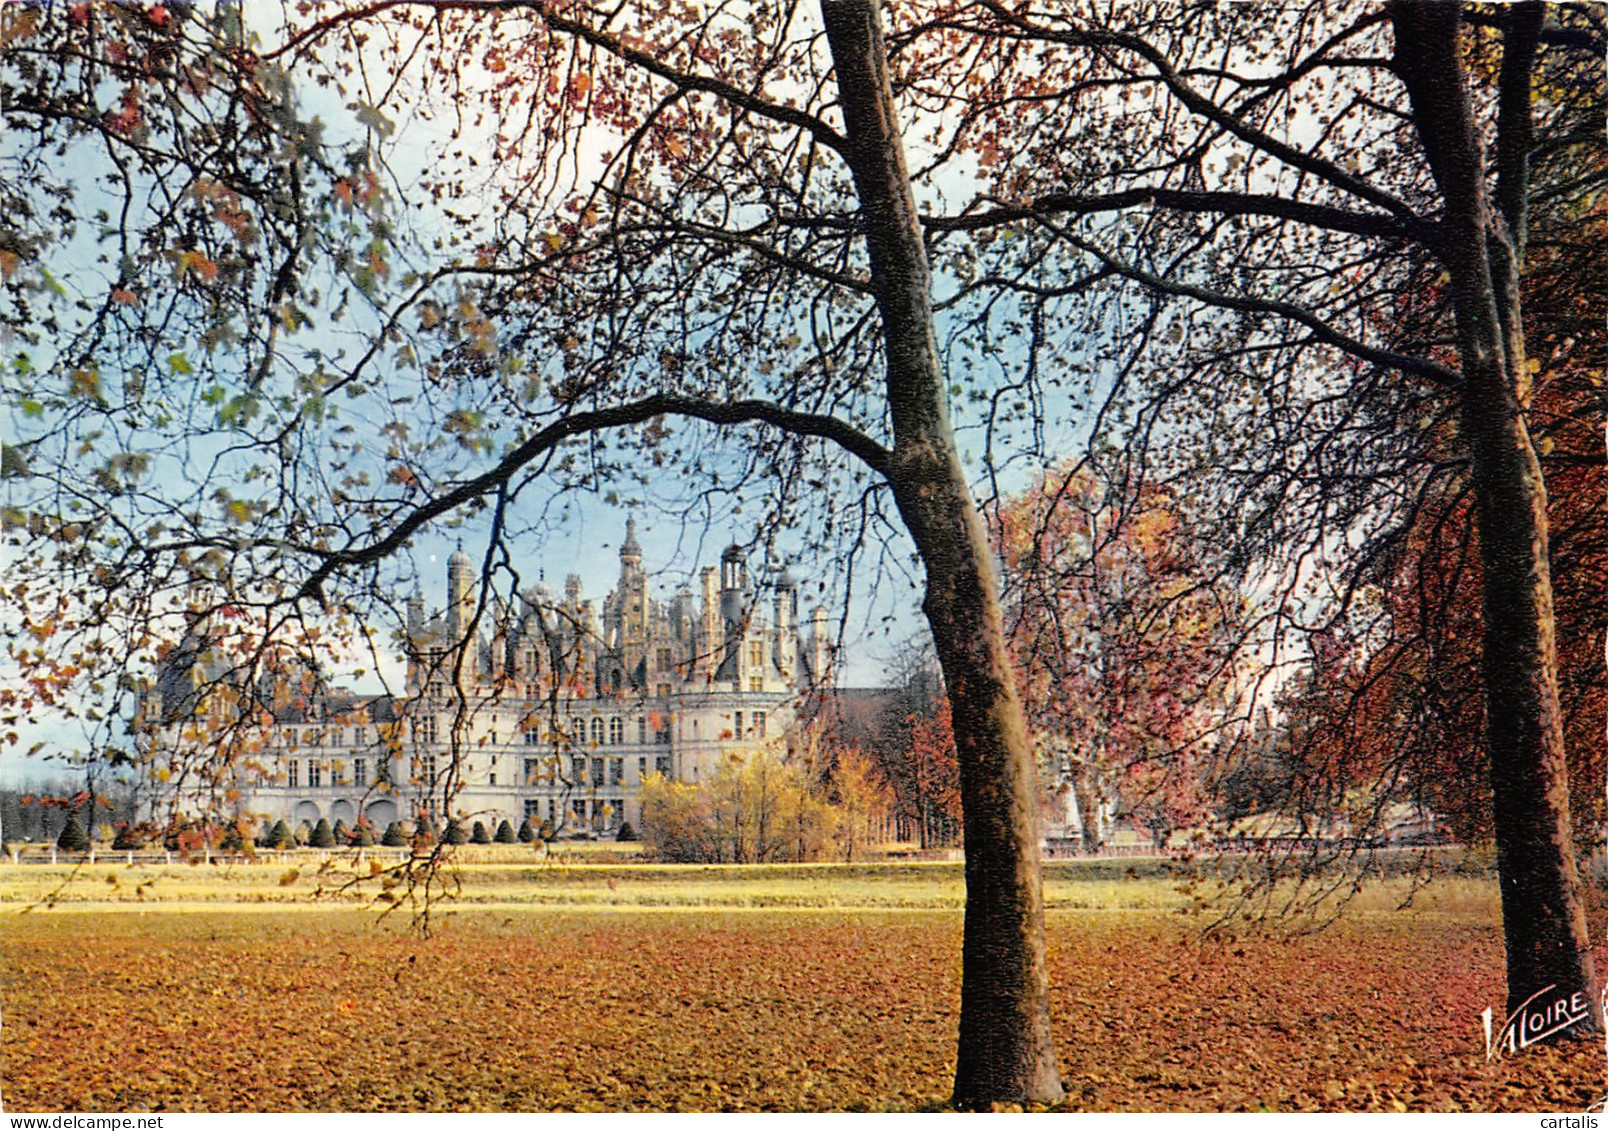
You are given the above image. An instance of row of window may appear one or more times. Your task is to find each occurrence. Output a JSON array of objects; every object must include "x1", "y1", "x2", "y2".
[
  {"x1": 737, "y1": 711, "x2": 766, "y2": 738},
  {"x1": 359, "y1": 707, "x2": 771, "y2": 761},
  {"x1": 439, "y1": 651, "x2": 777, "y2": 701},
  {"x1": 286, "y1": 752, "x2": 676, "y2": 792},
  {"x1": 521, "y1": 716, "x2": 669, "y2": 747},
  {"x1": 522, "y1": 755, "x2": 672, "y2": 787},
  {"x1": 279, "y1": 726, "x2": 370, "y2": 749},
  {"x1": 285, "y1": 758, "x2": 383, "y2": 789},
  {"x1": 523, "y1": 797, "x2": 627, "y2": 829}
]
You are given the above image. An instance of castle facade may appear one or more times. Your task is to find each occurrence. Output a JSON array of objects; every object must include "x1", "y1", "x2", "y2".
[{"x1": 146, "y1": 522, "x2": 834, "y2": 837}]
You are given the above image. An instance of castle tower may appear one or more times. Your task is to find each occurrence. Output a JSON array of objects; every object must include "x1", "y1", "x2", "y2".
[
  {"x1": 698, "y1": 566, "x2": 720, "y2": 677},
  {"x1": 446, "y1": 541, "x2": 474, "y2": 644},
  {"x1": 407, "y1": 586, "x2": 425, "y2": 640},
  {"x1": 670, "y1": 586, "x2": 695, "y2": 646},
  {"x1": 719, "y1": 543, "x2": 748, "y2": 632},
  {"x1": 616, "y1": 518, "x2": 649, "y2": 684},
  {"x1": 807, "y1": 605, "x2": 833, "y2": 689},
  {"x1": 773, "y1": 567, "x2": 797, "y2": 681}
]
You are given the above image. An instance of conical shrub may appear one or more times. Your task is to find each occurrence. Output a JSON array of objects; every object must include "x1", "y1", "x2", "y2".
[
  {"x1": 516, "y1": 818, "x2": 535, "y2": 843},
  {"x1": 268, "y1": 819, "x2": 294, "y2": 849},
  {"x1": 56, "y1": 816, "x2": 90, "y2": 852},
  {"x1": 442, "y1": 820, "x2": 468, "y2": 845},
  {"x1": 470, "y1": 821, "x2": 490, "y2": 844},
  {"x1": 310, "y1": 818, "x2": 335, "y2": 849},
  {"x1": 381, "y1": 821, "x2": 407, "y2": 847},
  {"x1": 494, "y1": 819, "x2": 517, "y2": 844}
]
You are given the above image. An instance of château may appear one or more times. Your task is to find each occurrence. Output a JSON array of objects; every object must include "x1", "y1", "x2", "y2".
[{"x1": 141, "y1": 521, "x2": 834, "y2": 837}]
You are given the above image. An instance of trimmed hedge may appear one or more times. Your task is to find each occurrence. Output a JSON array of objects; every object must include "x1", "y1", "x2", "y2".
[{"x1": 56, "y1": 816, "x2": 90, "y2": 852}]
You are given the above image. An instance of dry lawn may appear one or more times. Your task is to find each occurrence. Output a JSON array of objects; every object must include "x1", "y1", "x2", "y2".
[{"x1": 3, "y1": 894, "x2": 1606, "y2": 1111}]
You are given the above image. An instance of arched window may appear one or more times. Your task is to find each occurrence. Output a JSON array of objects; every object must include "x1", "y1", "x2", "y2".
[{"x1": 608, "y1": 716, "x2": 624, "y2": 746}]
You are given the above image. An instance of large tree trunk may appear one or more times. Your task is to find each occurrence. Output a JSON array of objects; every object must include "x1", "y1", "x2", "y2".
[
  {"x1": 820, "y1": 0, "x2": 1065, "y2": 1107},
  {"x1": 1390, "y1": 1, "x2": 1600, "y2": 1037}
]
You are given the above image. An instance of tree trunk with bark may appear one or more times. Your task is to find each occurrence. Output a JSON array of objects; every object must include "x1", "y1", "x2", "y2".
[
  {"x1": 1389, "y1": 0, "x2": 1600, "y2": 1035},
  {"x1": 820, "y1": 0, "x2": 1065, "y2": 1106}
]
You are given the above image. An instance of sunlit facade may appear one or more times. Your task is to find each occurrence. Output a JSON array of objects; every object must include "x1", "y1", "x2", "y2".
[{"x1": 145, "y1": 523, "x2": 835, "y2": 836}]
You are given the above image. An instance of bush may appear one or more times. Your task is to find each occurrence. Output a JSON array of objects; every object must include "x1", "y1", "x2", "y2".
[
  {"x1": 352, "y1": 821, "x2": 376, "y2": 847},
  {"x1": 266, "y1": 819, "x2": 294, "y2": 849},
  {"x1": 111, "y1": 823, "x2": 146, "y2": 851},
  {"x1": 219, "y1": 821, "x2": 245, "y2": 851},
  {"x1": 381, "y1": 821, "x2": 407, "y2": 847},
  {"x1": 516, "y1": 818, "x2": 535, "y2": 843},
  {"x1": 332, "y1": 818, "x2": 351, "y2": 845},
  {"x1": 56, "y1": 816, "x2": 91, "y2": 852},
  {"x1": 310, "y1": 818, "x2": 335, "y2": 849},
  {"x1": 470, "y1": 820, "x2": 490, "y2": 844},
  {"x1": 294, "y1": 820, "x2": 312, "y2": 846},
  {"x1": 442, "y1": 820, "x2": 469, "y2": 846},
  {"x1": 616, "y1": 821, "x2": 638, "y2": 842},
  {"x1": 494, "y1": 819, "x2": 517, "y2": 844}
]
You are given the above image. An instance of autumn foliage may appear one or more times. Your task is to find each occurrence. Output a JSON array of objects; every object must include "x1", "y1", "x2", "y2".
[
  {"x1": 992, "y1": 466, "x2": 1239, "y2": 848},
  {"x1": 1268, "y1": 161, "x2": 1608, "y2": 850},
  {"x1": 3, "y1": 904, "x2": 1604, "y2": 1111}
]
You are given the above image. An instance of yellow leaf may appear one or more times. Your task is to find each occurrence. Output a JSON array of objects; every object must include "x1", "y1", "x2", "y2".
[
  {"x1": 0, "y1": 8, "x2": 41, "y2": 48},
  {"x1": 69, "y1": 369, "x2": 101, "y2": 401}
]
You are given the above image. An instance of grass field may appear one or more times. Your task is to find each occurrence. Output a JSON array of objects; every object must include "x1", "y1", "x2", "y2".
[{"x1": 2, "y1": 856, "x2": 1605, "y2": 1112}]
